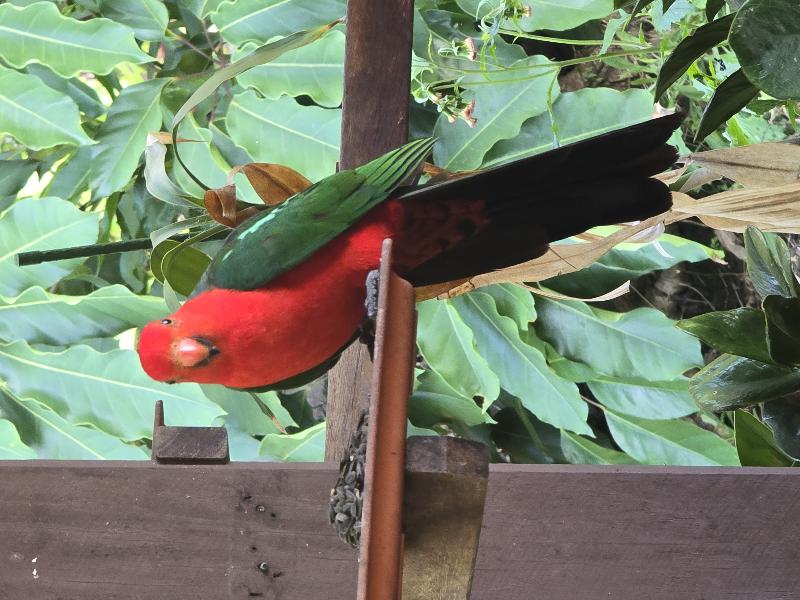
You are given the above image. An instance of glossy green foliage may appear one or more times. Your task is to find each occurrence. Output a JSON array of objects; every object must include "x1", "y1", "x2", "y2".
[{"x1": 0, "y1": 0, "x2": 788, "y2": 466}]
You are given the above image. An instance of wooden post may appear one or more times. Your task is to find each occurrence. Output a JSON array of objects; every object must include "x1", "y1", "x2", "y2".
[
  {"x1": 402, "y1": 437, "x2": 489, "y2": 600},
  {"x1": 357, "y1": 240, "x2": 416, "y2": 600},
  {"x1": 325, "y1": 0, "x2": 415, "y2": 462}
]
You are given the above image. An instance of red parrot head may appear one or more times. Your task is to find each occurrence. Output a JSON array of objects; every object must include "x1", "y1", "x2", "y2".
[
  {"x1": 136, "y1": 287, "x2": 362, "y2": 389},
  {"x1": 138, "y1": 316, "x2": 221, "y2": 385},
  {"x1": 136, "y1": 289, "x2": 260, "y2": 387}
]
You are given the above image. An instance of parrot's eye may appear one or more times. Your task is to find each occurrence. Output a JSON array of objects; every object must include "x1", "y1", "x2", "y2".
[{"x1": 161, "y1": 319, "x2": 172, "y2": 325}]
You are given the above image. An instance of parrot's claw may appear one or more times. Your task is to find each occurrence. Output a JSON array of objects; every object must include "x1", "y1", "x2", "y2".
[{"x1": 359, "y1": 269, "x2": 380, "y2": 359}]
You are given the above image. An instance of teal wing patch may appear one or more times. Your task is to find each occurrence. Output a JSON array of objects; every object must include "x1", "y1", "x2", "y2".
[{"x1": 201, "y1": 137, "x2": 435, "y2": 292}]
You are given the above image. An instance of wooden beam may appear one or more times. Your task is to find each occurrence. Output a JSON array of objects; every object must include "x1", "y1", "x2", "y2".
[
  {"x1": 402, "y1": 437, "x2": 489, "y2": 600},
  {"x1": 3, "y1": 463, "x2": 800, "y2": 598},
  {"x1": 325, "y1": 0, "x2": 415, "y2": 462}
]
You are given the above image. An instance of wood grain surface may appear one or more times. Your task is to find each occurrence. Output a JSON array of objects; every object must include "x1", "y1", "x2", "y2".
[
  {"x1": 325, "y1": 0, "x2": 415, "y2": 463},
  {"x1": 2, "y1": 462, "x2": 799, "y2": 599}
]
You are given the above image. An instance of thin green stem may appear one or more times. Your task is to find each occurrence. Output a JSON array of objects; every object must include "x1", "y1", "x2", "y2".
[{"x1": 498, "y1": 28, "x2": 647, "y2": 48}]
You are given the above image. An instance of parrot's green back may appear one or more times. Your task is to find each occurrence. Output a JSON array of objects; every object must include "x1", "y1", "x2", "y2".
[{"x1": 199, "y1": 137, "x2": 435, "y2": 292}]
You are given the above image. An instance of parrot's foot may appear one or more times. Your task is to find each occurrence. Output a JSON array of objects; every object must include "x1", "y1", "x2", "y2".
[{"x1": 359, "y1": 269, "x2": 380, "y2": 360}]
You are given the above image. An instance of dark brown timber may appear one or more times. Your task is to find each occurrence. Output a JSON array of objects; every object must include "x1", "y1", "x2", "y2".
[
  {"x1": 325, "y1": 0, "x2": 415, "y2": 462},
  {"x1": 2, "y1": 463, "x2": 799, "y2": 598},
  {"x1": 151, "y1": 400, "x2": 229, "y2": 464}
]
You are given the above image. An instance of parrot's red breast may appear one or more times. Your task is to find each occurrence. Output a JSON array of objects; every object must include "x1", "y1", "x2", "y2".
[{"x1": 138, "y1": 198, "x2": 484, "y2": 388}]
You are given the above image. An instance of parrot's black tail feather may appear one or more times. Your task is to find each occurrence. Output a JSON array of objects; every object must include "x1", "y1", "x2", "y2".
[{"x1": 400, "y1": 112, "x2": 684, "y2": 287}]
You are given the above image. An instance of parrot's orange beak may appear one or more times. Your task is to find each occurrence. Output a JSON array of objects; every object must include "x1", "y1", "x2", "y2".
[{"x1": 174, "y1": 337, "x2": 217, "y2": 368}]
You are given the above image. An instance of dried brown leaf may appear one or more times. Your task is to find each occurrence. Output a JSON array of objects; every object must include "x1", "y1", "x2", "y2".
[
  {"x1": 204, "y1": 185, "x2": 239, "y2": 227},
  {"x1": 670, "y1": 182, "x2": 800, "y2": 233},
  {"x1": 233, "y1": 163, "x2": 312, "y2": 206},
  {"x1": 689, "y1": 142, "x2": 800, "y2": 188}
]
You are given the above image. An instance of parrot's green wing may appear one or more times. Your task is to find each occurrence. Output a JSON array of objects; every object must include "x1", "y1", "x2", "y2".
[{"x1": 200, "y1": 137, "x2": 435, "y2": 292}]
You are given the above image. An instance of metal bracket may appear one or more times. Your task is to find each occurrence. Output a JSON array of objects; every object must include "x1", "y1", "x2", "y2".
[{"x1": 151, "y1": 400, "x2": 230, "y2": 464}]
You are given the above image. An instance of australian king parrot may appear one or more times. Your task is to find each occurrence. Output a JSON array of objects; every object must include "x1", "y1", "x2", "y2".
[{"x1": 138, "y1": 113, "x2": 683, "y2": 390}]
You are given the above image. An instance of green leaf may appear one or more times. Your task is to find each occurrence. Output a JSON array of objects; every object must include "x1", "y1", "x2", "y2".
[
  {"x1": 523, "y1": 0, "x2": 614, "y2": 31},
  {"x1": 45, "y1": 146, "x2": 93, "y2": 202},
  {"x1": 258, "y1": 421, "x2": 325, "y2": 461},
  {"x1": 144, "y1": 139, "x2": 205, "y2": 210},
  {"x1": 226, "y1": 429, "x2": 263, "y2": 461},
  {"x1": 151, "y1": 238, "x2": 211, "y2": 297},
  {"x1": 0, "y1": 1, "x2": 154, "y2": 77},
  {"x1": 745, "y1": 226, "x2": 800, "y2": 299},
  {"x1": 560, "y1": 430, "x2": 638, "y2": 465},
  {"x1": 0, "y1": 388, "x2": 148, "y2": 460},
  {"x1": 201, "y1": 385, "x2": 294, "y2": 436},
  {"x1": 695, "y1": 68, "x2": 759, "y2": 142},
  {"x1": 481, "y1": 284, "x2": 536, "y2": 331},
  {"x1": 763, "y1": 296, "x2": 800, "y2": 366},
  {"x1": 417, "y1": 300, "x2": 500, "y2": 404},
  {"x1": 0, "y1": 159, "x2": 37, "y2": 200},
  {"x1": 763, "y1": 396, "x2": 800, "y2": 460},
  {"x1": 99, "y1": 0, "x2": 169, "y2": 41},
  {"x1": 433, "y1": 55, "x2": 559, "y2": 171},
  {"x1": 171, "y1": 116, "x2": 260, "y2": 204},
  {"x1": 689, "y1": 354, "x2": 800, "y2": 411},
  {"x1": 492, "y1": 404, "x2": 565, "y2": 464},
  {"x1": 0, "y1": 285, "x2": 167, "y2": 346},
  {"x1": 211, "y1": 0, "x2": 345, "y2": 46},
  {"x1": 0, "y1": 67, "x2": 93, "y2": 150},
  {"x1": 0, "y1": 197, "x2": 98, "y2": 297},
  {"x1": 589, "y1": 376, "x2": 697, "y2": 420},
  {"x1": 452, "y1": 292, "x2": 591, "y2": 435},
  {"x1": 171, "y1": 21, "x2": 340, "y2": 149},
  {"x1": 0, "y1": 418, "x2": 36, "y2": 459},
  {"x1": 235, "y1": 30, "x2": 345, "y2": 108},
  {"x1": 90, "y1": 79, "x2": 169, "y2": 199},
  {"x1": 729, "y1": 0, "x2": 800, "y2": 99},
  {"x1": 227, "y1": 92, "x2": 340, "y2": 182},
  {"x1": 484, "y1": 88, "x2": 653, "y2": 167},
  {"x1": 456, "y1": 0, "x2": 613, "y2": 32},
  {"x1": 655, "y1": 14, "x2": 734, "y2": 100},
  {"x1": 546, "y1": 230, "x2": 723, "y2": 298},
  {"x1": 413, "y1": 9, "x2": 525, "y2": 80},
  {"x1": 0, "y1": 340, "x2": 225, "y2": 442},
  {"x1": 678, "y1": 308, "x2": 772, "y2": 364},
  {"x1": 534, "y1": 298, "x2": 703, "y2": 381},
  {"x1": 734, "y1": 409, "x2": 795, "y2": 467},
  {"x1": 606, "y1": 409, "x2": 740, "y2": 466},
  {"x1": 410, "y1": 369, "x2": 489, "y2": 429},
  {"x1": 25, "y1": 63, "x2": 106, "y2": 119}
]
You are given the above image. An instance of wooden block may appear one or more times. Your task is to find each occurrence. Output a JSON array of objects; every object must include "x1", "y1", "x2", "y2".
[
  {"x1": 152, "y1": 400, "x2": 229, "y2": 464},
  {"x1": 402, "y1": 437, "x2": 489, "y2": 600}
]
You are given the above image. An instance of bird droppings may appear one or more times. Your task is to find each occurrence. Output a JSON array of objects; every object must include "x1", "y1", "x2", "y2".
[
  {"x1": 31, "y1": 556, "x2": 37, "y2": 563},
  {"x1": 257, "y1": 562, "x2": 269, "y2": 574},
  {"x1": 32, "y1": 568, "x2": 39, "y2": 580},
  {"x1": 255, "y1": 505, "x2": 266, "y2": 513}
]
